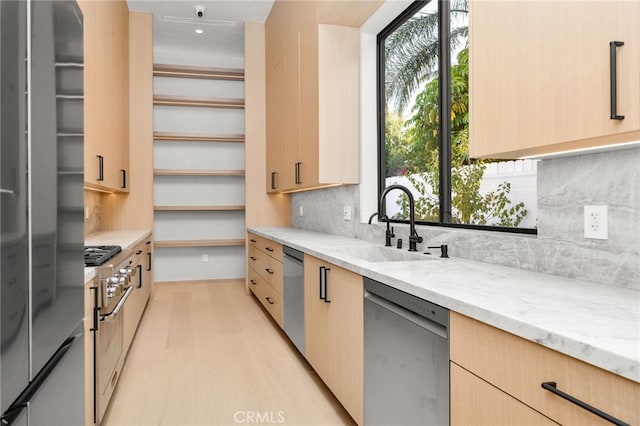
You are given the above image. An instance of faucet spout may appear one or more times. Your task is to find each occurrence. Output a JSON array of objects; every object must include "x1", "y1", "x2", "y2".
[{"x1": 378, "y1": 184, "x2": 423, "y2": 251}]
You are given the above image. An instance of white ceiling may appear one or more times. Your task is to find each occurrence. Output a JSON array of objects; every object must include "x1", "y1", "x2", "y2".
[{"x1": 127, "y1": 0, "x2": 274, "y2": 61}]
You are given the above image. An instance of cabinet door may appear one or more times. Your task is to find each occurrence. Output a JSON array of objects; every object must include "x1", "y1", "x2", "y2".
[
  {"x1": 303, "y1": 254, "x2": 330, "y2": 382},
  {"x1": 304, "y1": 254, "x2": 363, "y2": 425},
  {"x1": 79, "y1": 0, "x2": 129, "y2": 192},
  {"x1": 324, "y1": 262, "x2": 363, "y2": 426},
  {"x1": 266, "y1": 54, "x2": 288, "y2": 192},
  {"x1": 299, "y1": 21, "x2": 320, "y2": 188},
  {"x1": 470, "y1": 1, "x2": 640, "y2": 158},
  {"x1": 285, "y1": 32, "x2": 301, "y2": 190},
  {"x1": 451, "y1": 363, "x2": 557, "y2": 426}
]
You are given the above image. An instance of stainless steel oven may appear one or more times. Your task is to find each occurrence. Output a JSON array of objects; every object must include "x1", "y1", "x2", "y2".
[{"x1": 90, "y1": 249, "x2": 135, "y2": 424}]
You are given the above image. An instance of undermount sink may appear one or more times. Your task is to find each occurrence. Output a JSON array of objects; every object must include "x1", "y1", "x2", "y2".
[{"x1": 331, "y1": 245, "x2": 435, "y2": 263}]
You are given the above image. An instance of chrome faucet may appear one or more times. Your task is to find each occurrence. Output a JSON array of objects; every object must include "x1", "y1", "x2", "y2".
[{"x1": 377, "y1": 184, "x2": 423, "y2": 252}]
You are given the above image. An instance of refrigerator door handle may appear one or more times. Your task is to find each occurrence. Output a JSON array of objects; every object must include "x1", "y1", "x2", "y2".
[{"x1": 1, "y1": 333, "x2": 82, "y2": 424}]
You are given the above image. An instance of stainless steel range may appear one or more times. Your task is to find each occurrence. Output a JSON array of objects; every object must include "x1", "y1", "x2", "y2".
[{"x1": 88, "y1": 248, "x2": 136, "y2": 424}]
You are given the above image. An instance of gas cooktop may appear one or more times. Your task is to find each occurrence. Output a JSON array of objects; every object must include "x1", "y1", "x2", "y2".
[{"x1": 84, "y1": 245, "x2": 122, "y2": 267}]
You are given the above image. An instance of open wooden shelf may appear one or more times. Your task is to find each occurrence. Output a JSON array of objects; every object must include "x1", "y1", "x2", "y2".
[
  {"x1": 154, "y1": 239, "x2": 245, "y2": 248},
  {"x1": 154, "y1": 169, "x2": 244, "y2": 177},
  {"x1": 153, "y1": 132, "x2": 245, "y2": 143},
  {"x1": 154, "y1": 205, "x2": 245, "y2": 212},
  {"x1": 153, "y1": 95, "x2": 244, "y2": 109},
  {"x1": 153, "y1": 64, "x2": 244, "y2": 81}
]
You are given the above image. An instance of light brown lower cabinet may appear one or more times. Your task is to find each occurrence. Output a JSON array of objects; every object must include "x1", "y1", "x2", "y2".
[
  {"x1": 451, "y1": 363, "x2": 558, "y2": 426},
  {"x1": 247, "y1": 233, "x2": 284, "y2": 327},
  {"x1": 450, "y1": 311, "x2": 640, "y2": 425},
  {"x1": 123, "y1": 236, "x2": 153, "y2": 354},
  {"x1": 304, "y1": 254, "x2": 363, "y2": 425}
]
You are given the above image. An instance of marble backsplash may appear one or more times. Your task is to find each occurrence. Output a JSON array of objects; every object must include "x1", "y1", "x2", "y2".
[
  {"x1": 291, "y1": 147, "x2": 640, "y2": 290},
  {"x1": 84, "y1": 189, "x2": 101, "y2": 236}
]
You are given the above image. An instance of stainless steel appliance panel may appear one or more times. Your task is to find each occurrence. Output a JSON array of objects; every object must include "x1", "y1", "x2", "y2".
[
  {"x1": 29, "y1": 331, "x2": 84, "y2": 426},
  {"x1": 283, "y1": 246, "x2": 304, "y2": 354},
  {"x1": 364, "y1": 277, "x2": 449, "y2": 425},
  {"x1": 30, "y1": 0, "x2": 84, "y2": 379},
  {"x1": 1, "y1": 0, "x2": 30, "y2": 414},
  {"x1": 2, "y1": 0, "x2": 84, "y2": 424}
]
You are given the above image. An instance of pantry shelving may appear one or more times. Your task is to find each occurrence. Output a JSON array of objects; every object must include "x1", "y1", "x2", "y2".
[{"x1": 152, "y1": 62, "x2": 246, "y2": 282}]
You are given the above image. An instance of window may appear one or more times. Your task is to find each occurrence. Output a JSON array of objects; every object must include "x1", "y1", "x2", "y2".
[{"x1": 377, "y1": 0, "x2": 537, "y2": 233}]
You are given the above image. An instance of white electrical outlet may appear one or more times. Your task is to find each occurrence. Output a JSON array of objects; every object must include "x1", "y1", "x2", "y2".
[
  {"x1": 202, "y1": 254, "x2": 209, "y2": 262},
  {"x1": 299, "y1": 205, "x2": 304, "y2": 217},
  {"x1": 584, "y1": 205, "x2": 608, "y2": 239},
  {"x1": 343, "y1": 206, "x2": 352, "y2": 221}
]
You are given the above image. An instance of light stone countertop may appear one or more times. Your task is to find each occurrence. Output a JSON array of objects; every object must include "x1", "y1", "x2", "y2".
[
  {"x1": 84, "y1": 229, "x2": 151, "y2": 283},
  {"x1": 249, "y1": 226, "x2": 640, "y2": 384}
]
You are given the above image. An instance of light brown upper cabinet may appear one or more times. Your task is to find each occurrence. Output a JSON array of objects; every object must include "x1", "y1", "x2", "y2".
[
  {"x1": 470, "y1": 1, "x2": 640, "y2": 159},
  {"x1": 265, "y1": 0, "x2": 381, "y2": 193},
  {"x1": 78, "y1": 0, "x2": 130, "y2": 192}
]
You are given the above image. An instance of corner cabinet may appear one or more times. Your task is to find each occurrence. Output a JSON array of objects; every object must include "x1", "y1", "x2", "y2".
[
  {"x1": 304, "y1": 254, "x2": 363, "y2": 425},
  {"x1": 470, "y1": 1, "x2": 640, "y2": 158},
  {"x1": 265, "y1": 0, "x2": 370, "y2": 193},
  {"x1": 78, "y1": 0, "x2": 130, "y2": 192},
  {"x1": 450, "y1": 312, "x2": 640, "y2": 425}
]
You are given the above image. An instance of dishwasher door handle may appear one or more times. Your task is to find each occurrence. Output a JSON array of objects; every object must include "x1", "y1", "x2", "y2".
[{"x1": 365, "y1": 291, "x2": 447, "y2": 339}]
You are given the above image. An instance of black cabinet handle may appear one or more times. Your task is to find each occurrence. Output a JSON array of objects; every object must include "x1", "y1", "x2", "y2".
[
  {"x1": 250, "y1": 256, "x2": 257, "y2": 261},
  {"x1": 97, "y1": 155, "x2": 104, "y2": 181},
  {"x1": 541, "y1": 382, "x2": 629, "y2": 426},
  {"x1": 136, "y1": 250, "x2": 143, "y2": 255},
  {"x1": 250, "y1": 279, "x2": 257, "y2": 286},
  {"x1": 319, "y1": 266, "x2": 331, "y2": 303},
  {"x1": 610, "y1": 41, "x2": 625, "y2": 120},
  {"x1": 295, "y1": 162, "x2": 302, "y2": 184},
  {"x1": 137, "y1": 264, "x2": 142, "y2": 288},
  {"x1": 250, "y1": 239, "x2": 257, "y2": 243},
  {"x1": 265, "y1": 268, "x2": 274, "y2": 274},
  {"x1": 146, "y1": 252, "x2": 151, "y2": 271},
  {"x1": 121, "y1": 169, "x2": 127, "y2": 189},
  {"x1": 265, "y1": 297, "x2": 274, "y2": 305},
  {"x1": 265, "y1": 247, "x2": 274, "y2": 252},
  {"x1": 271, "y1": 171, "x2": 277, "y2": 190}
]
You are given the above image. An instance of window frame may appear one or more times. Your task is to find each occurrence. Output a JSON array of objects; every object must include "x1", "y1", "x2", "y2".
[{"x1": 376, "y1": 0, "x2": 537, "y2": 235}]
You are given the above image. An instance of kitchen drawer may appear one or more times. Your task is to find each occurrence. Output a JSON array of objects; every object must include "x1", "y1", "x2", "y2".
[
  {"x1": 451, "y1": 363, "x2": 557, "y2": 426},
  {"x1": 247, "y1": 232, "x2": 282, "y2": 262},
  {"x1": 450, "y1": 312, "x2": 639, "y2": 425},
  {"x1": 248, "y1": 245, "x2": 283, "y2": 295},
  {"x1": 248, "y1": 267, "x2": 283, "y2": 327}
]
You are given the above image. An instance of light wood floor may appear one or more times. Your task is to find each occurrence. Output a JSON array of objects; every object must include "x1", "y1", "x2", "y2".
[{"x1": 102, "y1": 280, "x2": 355, "y2": 426}]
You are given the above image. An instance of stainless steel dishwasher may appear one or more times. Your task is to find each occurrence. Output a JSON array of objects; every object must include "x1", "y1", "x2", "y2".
[
  {"x1": 283, "y1": 246, "x2": 304, "y2": 354},
  {"x1": 364, "y1": 277, "x2": 449, "y2": 425}
]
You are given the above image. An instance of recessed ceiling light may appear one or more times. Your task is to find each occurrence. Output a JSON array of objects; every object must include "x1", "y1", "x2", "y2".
[{"x1": 195, "y1": 29, "x2": 204, "y2": 34}]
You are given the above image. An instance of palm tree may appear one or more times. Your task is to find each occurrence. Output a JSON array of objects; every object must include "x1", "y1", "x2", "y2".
[{"x1": 384, "y1": 0, "x2": 468, "y2": 113}]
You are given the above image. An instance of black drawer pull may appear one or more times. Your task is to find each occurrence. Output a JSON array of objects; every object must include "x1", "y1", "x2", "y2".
[
  {"x1": 250, "y1": 256, "x2": 257, "y2": 261},
  {"x1": 265, "y1": 297, "x2": 274, "y2": 305},
  {"x1": 121, "y1": 169, "x2": 127, "y2": 189},
  {"x1": 271, "y1": 171, "x2": 277, "y2": 190},
  {"x1": 136, "y1": 250, "x2": 143, "y2": 255},
  {"x1": 250, "y1": 239, "x2": 257, "y2": 243},
  {"x1": 265, "y1": 268, "x2": 274, "y2": 274},
  {"x1": 250, "y1": 279, "x2": 257, "y2": 286},
  {"x1": 609, "y1": 41, "x2": 625, "y2": 120},
  {"x1": 265, "y1": 247, "x2": 274, "y2": 252},
  {"x1": 97, "y1": 155, "x2": 104, "y2": 181},
  {"x1": 541, "y1": 382, "x2": 629, "y2": 426}
]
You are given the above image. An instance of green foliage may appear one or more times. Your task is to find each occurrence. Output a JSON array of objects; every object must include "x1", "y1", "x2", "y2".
[
  {"x1": 388, "y1": 47, "x2": 528, "y2": 227},
  {"x1": 384, "y1": 111, "x2": 411, "y2": 177}
]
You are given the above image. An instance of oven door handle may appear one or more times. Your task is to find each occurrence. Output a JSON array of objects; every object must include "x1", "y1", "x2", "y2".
[{"x1": 100, "y1": 286, "x2": 134, "y2": 321}]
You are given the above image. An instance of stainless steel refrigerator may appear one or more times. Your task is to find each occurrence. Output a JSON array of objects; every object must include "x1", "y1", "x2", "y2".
[{"x1": 1, "y1": 0, "x2": 85, "y2": 424}]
